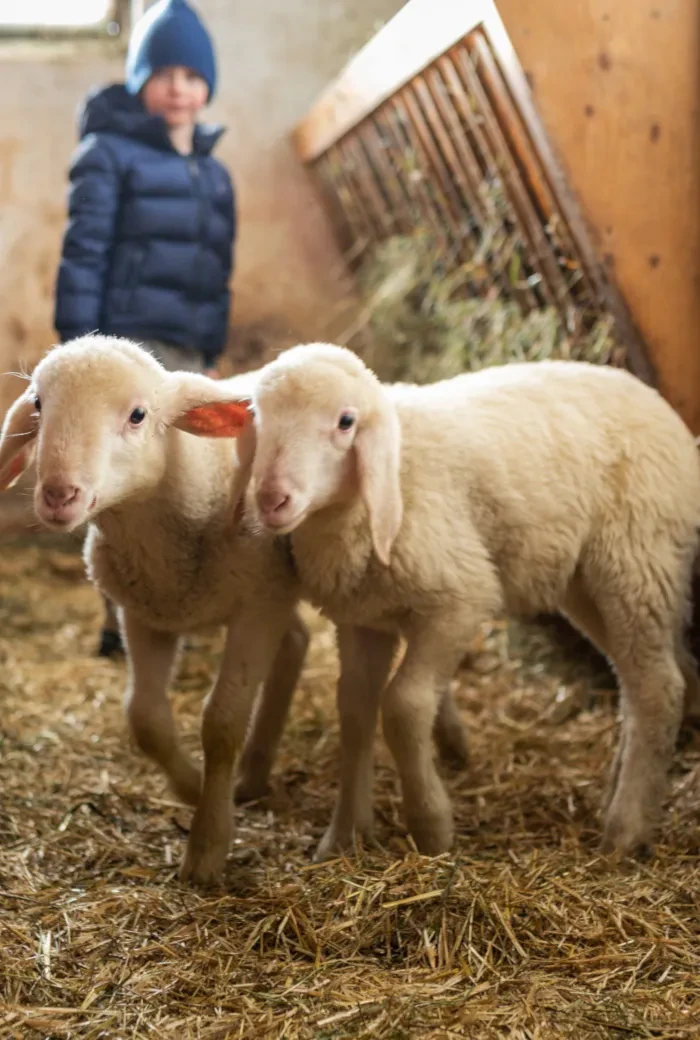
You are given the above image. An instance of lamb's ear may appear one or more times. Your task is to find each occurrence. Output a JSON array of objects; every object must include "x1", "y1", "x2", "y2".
[
  {"x1": 167, "y1": 371, "x2": 256, "y2": 439},
  {"x1": 168, "y1": 381, "x2": 258, "y2": 521},
  {"x1": 174, "y1": 397, "x2": 257, "y2": 497},
  {"x1": 354, "y1": 403, "x2": 403, "y2": 566},
  {"x1": 173, "y1": 398, "x2": 253, "y2": 438},
  {"x1": 0, "y1": 390, "x2": 38, "y2": 491}
]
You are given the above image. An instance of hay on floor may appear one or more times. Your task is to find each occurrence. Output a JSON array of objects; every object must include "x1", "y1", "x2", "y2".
[{"x1": 1, "y1": 538, "x2": 699, "y2": 1038}]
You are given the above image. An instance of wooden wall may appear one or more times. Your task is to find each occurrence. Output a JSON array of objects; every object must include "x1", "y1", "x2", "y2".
[{"x1": 497, "y1": 0, "x2": 700, "y2": 432}]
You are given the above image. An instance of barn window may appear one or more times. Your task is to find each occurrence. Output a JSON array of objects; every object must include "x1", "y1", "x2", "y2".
[{"x1": 0, "y1": 0, "x2": 134, "y2": 38}]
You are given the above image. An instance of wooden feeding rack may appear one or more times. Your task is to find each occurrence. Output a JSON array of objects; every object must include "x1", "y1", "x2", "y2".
[{"x1": 292, "y1": 0, "x2": 651, "y2": 379}]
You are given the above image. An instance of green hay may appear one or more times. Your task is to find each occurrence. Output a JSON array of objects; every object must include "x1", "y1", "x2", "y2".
[{"x1": 343, "y1": 232, "x2": 622, "y2": 385}]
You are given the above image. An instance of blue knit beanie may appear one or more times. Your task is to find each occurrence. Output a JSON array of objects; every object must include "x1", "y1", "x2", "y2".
[{"x1": 125, "y1": 0, "x2": 217, "y2": 100}]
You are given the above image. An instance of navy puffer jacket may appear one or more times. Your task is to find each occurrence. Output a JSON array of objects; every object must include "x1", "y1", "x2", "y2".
[{"x1": 54, "y1": 84, "x2": 235, "y2": 365}]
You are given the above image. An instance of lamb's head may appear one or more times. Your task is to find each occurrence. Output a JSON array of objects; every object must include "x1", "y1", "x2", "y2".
[
  {"x1": 0, "y1": 335, "x2": 252, "y2": 532},
  {"x1": 244, "y1": 343, "x2": 403, "y2": 565}
]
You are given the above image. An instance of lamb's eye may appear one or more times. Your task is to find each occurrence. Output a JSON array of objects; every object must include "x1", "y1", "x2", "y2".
[
  {"x1": 129, "y1": 407, "x2": 146, "y2": 426},
  {"x1": 338, "y1": 412, "x2": 355, "y2": 431},
  {"x1": 34, "y1": 396, "x2": 41, "y2": 413}
]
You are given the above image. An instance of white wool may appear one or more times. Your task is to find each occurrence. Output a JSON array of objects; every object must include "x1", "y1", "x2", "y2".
[{"x1": 243, "y1": 342, "x2": 700, "y2": 862}]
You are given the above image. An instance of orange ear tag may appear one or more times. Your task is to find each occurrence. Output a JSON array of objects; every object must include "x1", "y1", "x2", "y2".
[
  {"x1": 182, "y1": 401, "x2": 251, "y2": 437},
  {"x1": 1, "y1": 450, "x2": 27, "y2": 490}
]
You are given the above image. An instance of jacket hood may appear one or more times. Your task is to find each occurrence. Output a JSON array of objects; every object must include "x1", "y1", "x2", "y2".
[{"x1": 78, "y1": 83, "x2": 225, "y2": 155}]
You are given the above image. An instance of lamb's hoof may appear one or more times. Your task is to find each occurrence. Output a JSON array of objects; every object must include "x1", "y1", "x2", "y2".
[
  {"x1": 179, "y1": 842, "x2": 228, "y2": 887},
  {"x1": 234, "y1": 778, "x2": 271, "y2": 804},
  {"x1": 97, "y1": 628, "x2": 124, "y2": 659},
  {"x1": 435, "y1": 732, "x2": 470, "y2": 771},
  {"x1": 600, "y1": 837, "x2": 654, "y2": 862},
  {"x1": 408, "y1": 814, "x2": 454, "y2": 857},
  {"x1": 313, "y1": 833, "x2": 345, "y2": 864},
  {"x1": 677, "y1": 718, "x2": 700, "y2": 751},
  {"x1": 179, "y1": 808, "x2": 232, "y2": 886},
  {"x1": 313, "y1": 824, "x2": 378, "y2": 863},
  {"x1": 601, "y1": 813, "x2": 655, "y2": 861},
  {"x1": 171, "y1": 769, "x2": 203, "y2": 808}
]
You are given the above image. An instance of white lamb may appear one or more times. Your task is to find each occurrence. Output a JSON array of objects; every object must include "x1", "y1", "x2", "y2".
[
  {"x1": 0, "y1": 335, "x2": 313, "y2": 886},
  {"x1": 0, "y1": 335, "x2": 469, "y2": 885},
  {"x1": 217, "y1": 341, "x2": 700, "y2": 863}
]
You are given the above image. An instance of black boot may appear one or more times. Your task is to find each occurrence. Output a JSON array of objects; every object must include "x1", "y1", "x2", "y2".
[
  {"x1": 97, "y1": 628, "x2": 124, "y2": 658},
  {"x1": 98, "y1": 591, "x2": 124, "y2": 658}
]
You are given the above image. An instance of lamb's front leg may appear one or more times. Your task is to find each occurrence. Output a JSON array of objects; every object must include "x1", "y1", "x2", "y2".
[
  {"x1": 122, "y1": 609, "x2": 200, "y2": 805},
  {"x1": 381, "y1": 611, "x2": 480, "y2": 855},
  {"x1": 179, "y1": 605, "x2": 292, "y2": 886},
  {"x1": 314, "y1": 625, "x2": 399, "y2": 862}
]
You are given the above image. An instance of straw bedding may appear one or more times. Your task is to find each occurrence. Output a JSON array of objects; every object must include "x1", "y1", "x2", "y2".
[{"x1": 1, "y1": 535, "x2": 699, "y2": 1039}]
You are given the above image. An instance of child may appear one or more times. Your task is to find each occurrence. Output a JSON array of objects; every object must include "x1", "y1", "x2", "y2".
[{"x1": 54, "y1": 0, "x2": 236, "y2": 656}]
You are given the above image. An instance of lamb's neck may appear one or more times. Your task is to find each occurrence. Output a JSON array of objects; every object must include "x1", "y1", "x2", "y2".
[
  {"x1": 94, "y1": 430, "x2": 241, "y2": 551},
  {"x1": 291, "y1": 498, "x2": 374, "y2": 602}
]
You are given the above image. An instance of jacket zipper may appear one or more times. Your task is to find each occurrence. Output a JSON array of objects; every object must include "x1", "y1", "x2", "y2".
[
  {"x1": 189, "y1": 159, "x2": 208, "y2": 257},
  {"x1": 188, "y1": 158, "x2": 206, "y2": 337},
  {"x1": 125, "y1": 244, "x2": 144, "y2": 309}
]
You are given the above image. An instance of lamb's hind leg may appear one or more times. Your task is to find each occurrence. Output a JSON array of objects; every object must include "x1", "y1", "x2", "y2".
[
  {"x1": 678, "y1": 642, "x2": 700, "y2": 725},
  {"x1": 122, "y1": 609, "x2": 201, "y2": 806},
  {"x1": 561, "y1": 571, "x2": 697, "y2": 811},
  {"x1": 560, "y1": 570, "x2": 610, "y2": 658},
  {"x1": 584, "y1": 558, "x2": 687, "y2": 858},
  {"x1": 235, "y1": 610, "x2": 310, "y2": 802},
  {"x1": 563, "y1": 569, "x2": 700, "y2": 731},
  {"x1": 601, "y1": 642, "x2": 683, "y2": 857},
  {"x1": 559, "y1": 574, "x2": 625, "y2": 810},
  {"x1": 433, "y1": 683, "x2": 469, "y2": 769}
]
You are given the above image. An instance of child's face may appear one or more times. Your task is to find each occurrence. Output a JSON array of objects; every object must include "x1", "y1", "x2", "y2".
[{"x1": 142, "y1": 66, "x2": 208, "y2": 128}]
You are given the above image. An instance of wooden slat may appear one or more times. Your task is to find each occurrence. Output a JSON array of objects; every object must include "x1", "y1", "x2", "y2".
[
  {"x1": 397, "y1": 87, "x2": 474, "y2": 260},
  {"x1": 407, "y1": 77, "x2": 514, "y2": 300},
  {"x1": 292, "y1": 0, "x2": 490, "y2": 162},
  {"x1": 323, "y1": 144, "x2": 376, "y2": 246},
  {"x1": 292, "y1": 0, "x2": 655, "y2": 390},
  {"x1": 356, "y1": 122, "x2": 414, "y2": 235},
  {"x1": 384, "y1": 99, "x2": 452, "y2": 252},
  {"x1": 469, "y1": 31, "x2": 597, "y2": 303},
  {"x1": 341, "y1": 136, "x2": 396, "y2": 237},
  {"x1": 420, "y1": 66, "x2": 531, "y2": 309},
  {"x1": 312, "y1": 154, "x2": 359, "y2": 259},
  {"x1": 436, "y1": 49, "x2": 551, "y2": 308},
  {"x1": 454, "y1": 43, "x2": 573, "y2": 317}
]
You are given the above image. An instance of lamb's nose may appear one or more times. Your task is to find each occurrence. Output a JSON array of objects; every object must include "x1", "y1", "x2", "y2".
[
  {"x1": 42, "y1": 484, "x2": 80, "y2": 510},
  {"x1": 257, "y1": 488, "x2": 290, "y2": 515}
]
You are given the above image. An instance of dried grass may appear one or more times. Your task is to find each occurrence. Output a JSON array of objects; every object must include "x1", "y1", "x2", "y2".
[
  {"x1": 341, "y1": 231, "x2": 625, "y2": 385},
  {"x1": 1, "y1": 537, "x2": 700, "y2": 1039}
]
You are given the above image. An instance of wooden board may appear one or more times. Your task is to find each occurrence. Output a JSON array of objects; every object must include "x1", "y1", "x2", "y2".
[
  {"x1": 293, "y1": 0, "x2": 486, "y2": 163},
  {"x1": 491, "y1": 0, "x2": 700, "y2": 432}
]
